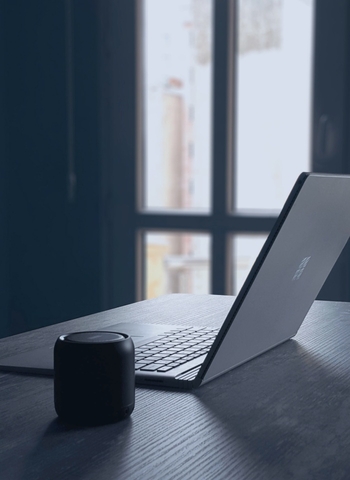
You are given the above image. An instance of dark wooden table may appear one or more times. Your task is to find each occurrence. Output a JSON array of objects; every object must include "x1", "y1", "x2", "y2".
[{"x1": 1, "y1": 294, "x2": 350, "y2": 480}]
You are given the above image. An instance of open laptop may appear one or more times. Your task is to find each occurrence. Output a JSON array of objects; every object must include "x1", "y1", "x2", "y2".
[{"x1": 1, "y1": 172, "x2": 350, "y2": 389}]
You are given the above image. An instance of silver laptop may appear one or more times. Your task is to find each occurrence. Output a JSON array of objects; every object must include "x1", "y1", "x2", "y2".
[{"x1": 2, "y1": 173, "x2": 350, "y2": 389}]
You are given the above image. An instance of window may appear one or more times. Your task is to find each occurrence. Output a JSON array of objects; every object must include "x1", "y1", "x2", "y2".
[
  {"x1": 137, "y1": 0, "x2": 314, "y2": 300},
  {"x1": 101, "y1": 0, "x2": 350, "y2": 310}
]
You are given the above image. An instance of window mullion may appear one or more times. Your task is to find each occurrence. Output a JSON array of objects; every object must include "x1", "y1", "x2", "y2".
[
  {"x1": 212, "y1": 0, "x2": 231, "y2": 219},
  {"x1": 211, "y1": 0, "x2": 236, "y2": 294}
]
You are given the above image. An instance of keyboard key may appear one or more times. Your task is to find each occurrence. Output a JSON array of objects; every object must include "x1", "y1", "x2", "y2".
[
  {"x1": 163, "y1": 348, "x2": 180, "y2": 353},
  {"x1": 163, "y1": 355, "x2": 181, "y2": 362},
  {"x1": 167, "y1": 362, "x2": 181, "y2": 368},
  {"x1": 150, "y1": 354, "x2": 168, "y2": 360},
  {"x1": 135, "y1": 362, "x2": 149, "y2": 370},
  {"x1": 157, "y1": 366, "x2": 173, "y2": 372},
  {"x1": 140, "y1": 364, "x2": 165, "y2": 371}
]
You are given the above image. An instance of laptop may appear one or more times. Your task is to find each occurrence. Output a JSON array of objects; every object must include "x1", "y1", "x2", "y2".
[{"x1": 1, "y1": 172, "x2": 350, "y2": 389}]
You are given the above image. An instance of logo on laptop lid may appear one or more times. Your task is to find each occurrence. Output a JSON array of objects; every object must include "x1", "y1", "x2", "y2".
[{"x1": 293, "y1": 256, "x2": 311, "y2": 281}]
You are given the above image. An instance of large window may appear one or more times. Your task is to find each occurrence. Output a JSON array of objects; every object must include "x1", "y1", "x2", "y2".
[
  {"x1": 102, "y1": 0, "x2": 350, "y2": 310},
  {"x1": 137, "y1": 0, "x2": 314, "y2": 299}
]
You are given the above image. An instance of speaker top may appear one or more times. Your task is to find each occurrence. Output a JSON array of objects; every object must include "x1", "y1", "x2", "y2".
[{"x1": 60, "y1": 331, "x2": 126, "y2": 344}]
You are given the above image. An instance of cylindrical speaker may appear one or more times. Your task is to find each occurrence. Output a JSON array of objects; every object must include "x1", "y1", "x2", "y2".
[{"x1": 54, "y1": 331, "x2": 135, "y2": 425}]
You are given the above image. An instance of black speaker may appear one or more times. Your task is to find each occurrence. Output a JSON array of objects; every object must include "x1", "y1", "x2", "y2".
[{"x1": 54, "y1": 331, "x2": 135, "y2": 425}]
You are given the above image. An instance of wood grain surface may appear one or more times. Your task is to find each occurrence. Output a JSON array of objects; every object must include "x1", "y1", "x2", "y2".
[{"x1": 1, "y1": 294, "x2": 350, "y2": 480}]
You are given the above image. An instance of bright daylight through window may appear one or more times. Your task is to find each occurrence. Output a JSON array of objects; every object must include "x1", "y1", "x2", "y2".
[
  {"x1": 235, "y1": 0, "x2": 313, "y2": 211},
  {"x1": 140, "y1": 0, "x2": 314, "y2": 298}
]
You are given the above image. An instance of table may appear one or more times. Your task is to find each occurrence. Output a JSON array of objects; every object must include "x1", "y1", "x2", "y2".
[{"x1": 1, "y1": 294, "x2": 350, "y2": 479}]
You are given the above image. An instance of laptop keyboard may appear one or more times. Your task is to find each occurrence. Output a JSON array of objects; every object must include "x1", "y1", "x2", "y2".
[{"x1": 135, "y1": 326, "x2": 219, "y2": 373}]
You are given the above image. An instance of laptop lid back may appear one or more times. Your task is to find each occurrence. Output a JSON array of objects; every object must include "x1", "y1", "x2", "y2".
[{"x1": 200, "y1": 173, "x2": 350, "y2": 385}]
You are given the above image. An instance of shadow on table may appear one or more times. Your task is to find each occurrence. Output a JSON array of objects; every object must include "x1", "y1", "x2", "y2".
[
  {"x1": 21, "y1": 415, "x2": 133, "y2": 480},
  {"x1": 195, "y1": 338, "x2": 350, "y2": 479}
]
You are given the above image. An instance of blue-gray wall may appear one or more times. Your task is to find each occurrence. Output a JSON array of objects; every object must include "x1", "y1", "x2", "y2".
[{"x1": 1, "y1": 0, "x2": 103, "y2": 337}]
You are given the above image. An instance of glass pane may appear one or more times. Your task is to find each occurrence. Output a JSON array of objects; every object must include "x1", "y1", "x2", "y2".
[
  {"x1": 235, "y1": 0, "x2": 314, "y2": 211},
  {"x1": 144, "y1": 232, "x2": 210, "y2": 299},
  {"x1": 232, "y1": 234, "x2": 268, "y2": 295},
  {"x1": 142, "y1": 0, "x2": 213, "y2": 212}
]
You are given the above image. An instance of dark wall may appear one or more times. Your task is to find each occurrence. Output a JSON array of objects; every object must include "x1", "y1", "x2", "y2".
[
  {"x1": 1, "y1": 1, "x2": 102, "y2": 337},
  {"x1": 312, "y1": 0, "x2": 350, "y2": 301},
  {"x1": 0, "y1": 0, "x2": 10, "y2": 337}
]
